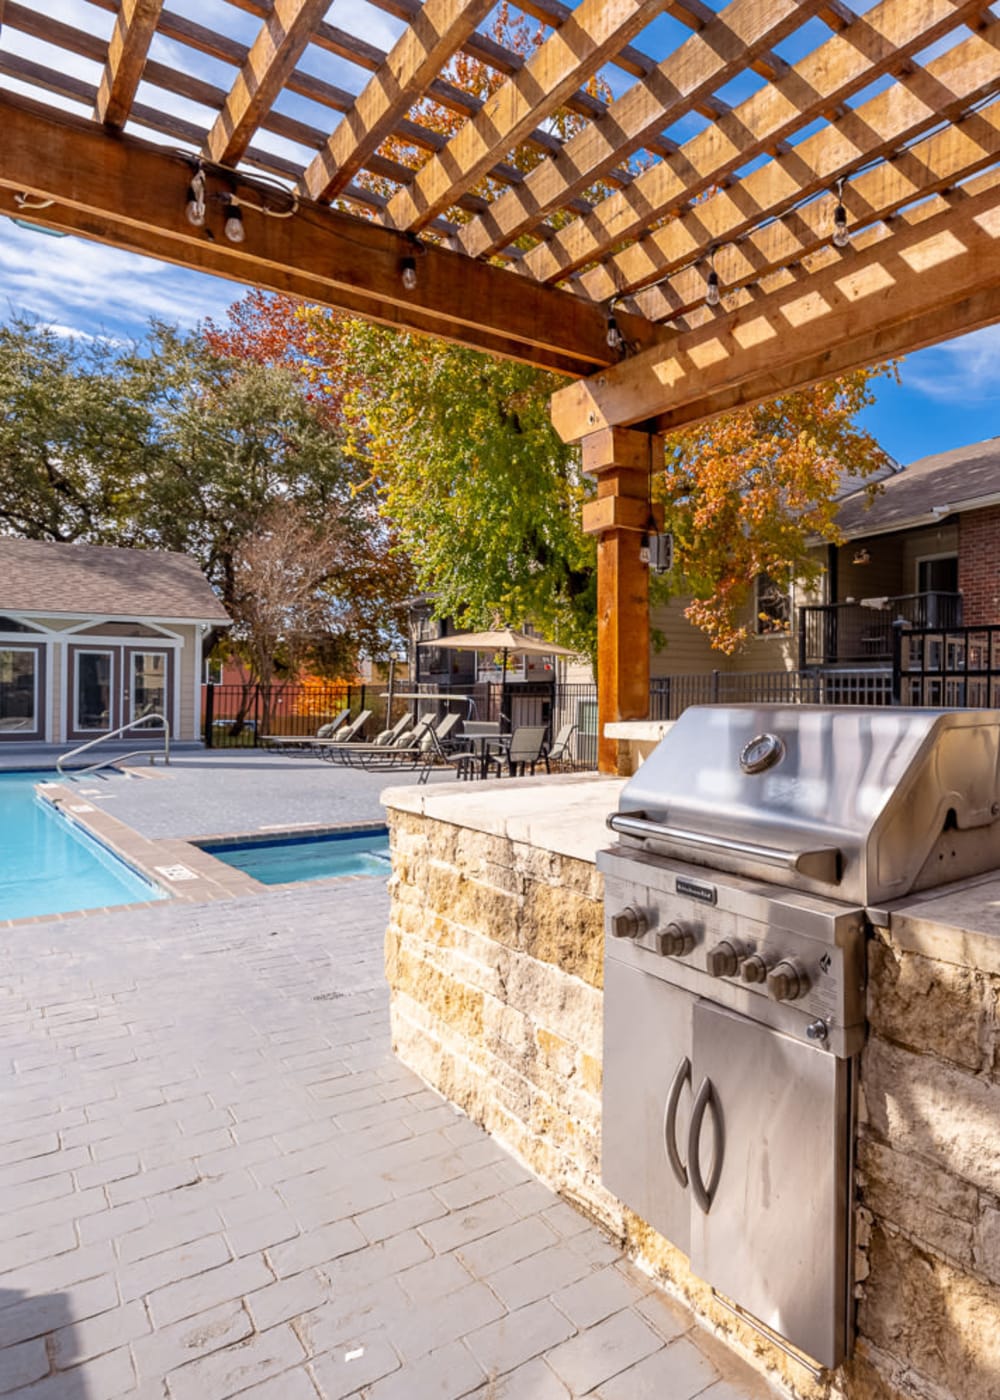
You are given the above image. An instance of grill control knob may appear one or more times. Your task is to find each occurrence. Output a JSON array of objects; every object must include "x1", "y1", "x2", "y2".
[
  {"x1": 610, "y1": 906, "x2": 647, "y2": 940},
  {"x1": 741, "y1": 954, "x2": 770, "y2": 985},
  {"x1": 768, "y1": 958, "x2": 809, "y2": 1002},
  {"x1": 706, "y1": 940, "x2": 741, "y2": 977},
  {"x1": 657, "y1": 922, "x2": 695, "y2": 957}
]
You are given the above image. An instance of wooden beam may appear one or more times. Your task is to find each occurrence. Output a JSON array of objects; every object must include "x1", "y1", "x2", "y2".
[
  {"x1": 204, "y1": 0, "x2": 330, "y2": 167},
  {"x1": 592, "y1": 17, "x2": 1000, "y2": 311},
  {"x1": 94, "y1": 0, "x2": 164, "y2": 129},
  {"x1": 455, "y1": 0, "x2": 817, "y2": 260},
  {"x1": 0, "y1": 91, "x2": 664, "y2": 374},
  {"x1": 380, "y1": 0, "x2": 670, "y2": 233},
  {"x1": 580, "y1": 429, "x2": 663, "y2": 774},
  {"x1": 301, "y1": 0, "x2": 494, "y2": 203},
  {"x1": 524, "y1": 0, "x2": 985, "y2": 286},
  {"x1": 550, "y1": 176, "x2": 1000, "y2": 439}
]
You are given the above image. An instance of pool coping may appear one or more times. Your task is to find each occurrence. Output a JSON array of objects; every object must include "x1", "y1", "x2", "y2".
[{"x1": 2, "y1": 783, "x2": 388, "y2": 929}]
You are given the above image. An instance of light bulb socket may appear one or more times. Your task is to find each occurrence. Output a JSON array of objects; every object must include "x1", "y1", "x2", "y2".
[
  {"x1": 223, "y1": 200, "x2": 245, "y2": 243},
  {"x1": 400, "y1": 256, "x2": 417, "y2": 291},
  {"x1": 705, "y1": 268, "x2": 721, "y2": 307},
  {"x1": 606, "y1": 314, "x2": 623, "y2": 352}
]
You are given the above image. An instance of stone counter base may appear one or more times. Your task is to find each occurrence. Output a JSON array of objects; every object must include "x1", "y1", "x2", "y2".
[{"x1": 385, "y1": 807, "x2": 1000, "y2": 1400}]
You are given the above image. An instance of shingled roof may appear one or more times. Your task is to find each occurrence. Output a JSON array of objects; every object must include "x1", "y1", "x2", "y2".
[
  {"x1": 836, "y1": 438, "x2": 1000, "y2": 539},
  {"x1": 0, "y1": 539, "x2": 230, "y2": 623}
]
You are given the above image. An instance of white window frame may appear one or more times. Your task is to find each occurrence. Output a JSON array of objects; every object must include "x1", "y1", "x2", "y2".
[
  {"x1": 0, "y1": 645, "x2": 39, "y2": 733},
  {"x1": 754, "y1": 571, "x2": 793, "y2": 637}
]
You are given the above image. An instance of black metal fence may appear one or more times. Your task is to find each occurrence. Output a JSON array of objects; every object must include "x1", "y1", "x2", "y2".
[
  {"x1": 202, "y1": 679, "x2": 601, "y2": 767},
  {"x1": 799, "y1": 592, "x2": 962, "y2": 666},
  {"x1": 895, "y1": 624, "x2": 1000, "y2": 708},
  {"x1": 649, "y1": 667, "x2": 892, "y2": 720}
]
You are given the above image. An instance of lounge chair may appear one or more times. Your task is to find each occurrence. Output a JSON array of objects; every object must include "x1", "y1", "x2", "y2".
[
  {"x1": 371, "y1": 713, "x2": 414, "y2": 746},
  {"x1": 261, "y1": 707, "x2": 351, "y2": 751},
  {"x1": 502, "y1": 725, "x2": 550, "y2": 777},
  {"x1": 432, "y1": 712, "x2": 464, "y2": 751},
  {"x1": 313, "y1": 710, "x2": 372, "y2": 758},
  {"x1": 544, "y1": 722, "x2": 577, "y2": 771}
]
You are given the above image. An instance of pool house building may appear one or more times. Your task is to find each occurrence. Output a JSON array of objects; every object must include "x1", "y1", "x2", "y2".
[{"x1": 0, "y1": 538, "x2": 229, "y2": 745}]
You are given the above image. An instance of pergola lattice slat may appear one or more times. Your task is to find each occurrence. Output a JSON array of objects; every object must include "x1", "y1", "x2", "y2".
[
  {"x1": 455, "y1": 0, "x2": 821, "y2": 261},
  {"x1": 550, "y1": 172, "x2": 1000, "y2": 438},
  {"x1": 523, "y1": 0, "x2": 987, "y2": 287},
  {"x1": 94, "y1": 0, "x2": 164, "y2": 129},
  {"x1": 204, "y1": 0, "x2": 333, "y2": 167},
  {"x1": 379, "y1": 0, "x2": 672, "y2": 233},
  {"x1": 300, "y1": 0, "x2": 496, "y2": 204}
]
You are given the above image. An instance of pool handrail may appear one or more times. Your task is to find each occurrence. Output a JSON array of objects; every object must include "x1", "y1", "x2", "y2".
[{"x1": 56, "y1": 714, "x2": 171, "y2": 776}]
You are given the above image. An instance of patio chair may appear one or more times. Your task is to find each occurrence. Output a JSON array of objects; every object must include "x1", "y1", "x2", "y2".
[
  {"x1": 313, "y1": 709, "x2": 372, "y2": 757},
  {"x1": 503, "y1": 725, "x2": 550, "y2": 777},
  {"x1": 432, "y1": 712, "x2": 464, "y2": 751},
  {"x1": 544, "y1": 722, "x2": 577, "y2": 771},
  {"x1": 418, "y1": 725, "x2": 482, "y2": 783}
]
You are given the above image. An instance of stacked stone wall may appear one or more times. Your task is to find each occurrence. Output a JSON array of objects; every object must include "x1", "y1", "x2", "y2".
[{"x1": 386, "y1": 806, "x2": 1000, "y2": 1400}]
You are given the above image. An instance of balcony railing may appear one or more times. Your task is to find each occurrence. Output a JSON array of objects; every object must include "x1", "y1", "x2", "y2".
[{"x1": 799, "y1": 592, "x2": 963, "y2": 666}]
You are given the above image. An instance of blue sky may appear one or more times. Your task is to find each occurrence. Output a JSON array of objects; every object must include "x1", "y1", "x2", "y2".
[{"x1": 0, "y1": 0, "x2": 997, "y2": 468}]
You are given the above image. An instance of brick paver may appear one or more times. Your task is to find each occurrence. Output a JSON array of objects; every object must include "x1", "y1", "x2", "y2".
[{"x1": 0, "y1": 877, "x2": 783, "y2": 1399}]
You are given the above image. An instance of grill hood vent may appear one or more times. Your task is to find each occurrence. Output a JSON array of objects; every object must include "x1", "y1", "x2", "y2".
[{"x1": 611, "y1": 705, "x2": 1000, "y2": 907}]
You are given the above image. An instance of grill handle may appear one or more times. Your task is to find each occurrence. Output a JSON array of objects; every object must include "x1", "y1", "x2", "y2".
[
  {"x1": 689, "y1": 1076, "x2": 724, "y2": 1214},
  {"x1": 663, "y1": 1056, "x2": 690, "y2": 1188},
  {"x1": 607, "y1": 811, "x2": 841, "y2": 885}
]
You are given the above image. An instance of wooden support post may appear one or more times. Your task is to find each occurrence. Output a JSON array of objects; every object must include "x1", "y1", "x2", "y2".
[{"x1": 580, "y1": 427, "x2": 663, "y2": 775}]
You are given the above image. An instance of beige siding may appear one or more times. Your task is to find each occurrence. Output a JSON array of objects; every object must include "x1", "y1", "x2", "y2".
[
  {"x1": 177, "y1": 625, "x2": 199, "y2": 741},
  {"x1": 901, "y1": 524, "x2": 959, "y2": 591},
  {"x1": 650, "y1": 598, "x2": 720, "y2": 676}
]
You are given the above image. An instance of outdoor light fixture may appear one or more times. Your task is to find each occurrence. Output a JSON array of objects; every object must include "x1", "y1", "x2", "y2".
[
  {"x1": 400, "y1": 256, "x2": 417, "y2": 290},
  {"x1": 705, "y1": 247, "x2": 721, "y2": 307},
  {"x1": 852, "y1": 547, "x2": 871, "y2": 566},
  {"x1": 186, "y1": 168, "x2": 206, "y2": 227},
  {"x1": 223, "y1": 198, "x2": 245, "y2": 243},
  {"x1": 606, "y1": 313, "x2": 624, "y2": 352},
  {"x1": 832, "y1": 178, "x2": 850, "y2": 249}
]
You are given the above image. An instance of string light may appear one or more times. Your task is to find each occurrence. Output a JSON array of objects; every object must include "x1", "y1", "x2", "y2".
[
  {"x1": 605, "y1": 312, "x2": 624, "y2": 352},
  {"x1": 833, "y1": 177, "x2": 850, "y2": 249},
  {"x1": 705, "y1": 246, "x2": 721, "y2": 308},
  {"x1": 400, "y1": 255, "x2": 417, "y2": 291},
  {"x1": 186, "y1": 167, "x2": 206, "y2": 227},
  {"x1": 223, "y1": 197, "x2": 245, "y2": 244}
]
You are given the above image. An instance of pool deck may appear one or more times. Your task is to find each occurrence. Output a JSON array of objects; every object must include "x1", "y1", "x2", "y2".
[{"x1": 0, "y1": 754, "x2": 781, "y2": 1400}]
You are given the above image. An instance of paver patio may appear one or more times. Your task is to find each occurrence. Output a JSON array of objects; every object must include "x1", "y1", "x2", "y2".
[{"x1": 0, "y1": 769, "x2": 781, "y2": 1399}]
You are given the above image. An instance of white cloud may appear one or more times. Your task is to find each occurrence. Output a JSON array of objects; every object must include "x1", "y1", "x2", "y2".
[
  {"x1": 901, "y1": 325, "x2": 1000, "y2": 403},
  {"x1": 0, "y1": 223, "x2": 248, "y2": 338}
]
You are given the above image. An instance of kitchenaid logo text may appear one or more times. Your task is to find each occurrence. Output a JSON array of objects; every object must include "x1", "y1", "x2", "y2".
[{"x1": 675, "y1": 876, "x2": 717, "y2": 904}]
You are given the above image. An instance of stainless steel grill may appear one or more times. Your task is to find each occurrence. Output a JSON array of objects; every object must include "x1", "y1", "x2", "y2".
[{"x1": 598, "y1": 705, "x2": 1000, "y2": 1371}]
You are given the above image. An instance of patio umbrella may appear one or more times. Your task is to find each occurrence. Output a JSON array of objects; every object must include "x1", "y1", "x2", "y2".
[{"x1": 417, "y1": 627, "x2": 578, "y2": 729}]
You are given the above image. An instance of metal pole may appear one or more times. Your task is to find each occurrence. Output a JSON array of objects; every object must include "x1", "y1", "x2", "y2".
[
  {"x1": 386, "y1": 656, "x2": 395, "y2": 721},
  {"x1": 204, "y1": 682, "x2": 215, "y2": 748}
]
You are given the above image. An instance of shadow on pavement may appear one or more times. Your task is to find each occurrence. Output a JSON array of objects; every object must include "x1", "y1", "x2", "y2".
[{"x1": 0, "y1": 1287, "x2": 93, "y2": 1396}]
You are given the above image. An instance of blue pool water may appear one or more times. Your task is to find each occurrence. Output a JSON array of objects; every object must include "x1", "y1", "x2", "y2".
[
  {"x1": 202, "y1": 828, "x2": 391, "y2": 884},
  {"x1": 0, "y1": 771, "x2": 164, "y2": 921}
]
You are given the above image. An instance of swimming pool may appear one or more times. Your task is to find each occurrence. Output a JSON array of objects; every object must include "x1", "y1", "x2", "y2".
[
  {"x1": 0, "y1": 771, "x2": 165, "y2": 921},
  {"x1": 201, "y1": 827, "x2": 391, "y2": 884}
]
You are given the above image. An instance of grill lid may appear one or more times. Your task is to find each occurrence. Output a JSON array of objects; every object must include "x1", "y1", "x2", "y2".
[{"x1": 611, "y1": 705, "x2": 1000, "y2": 906}]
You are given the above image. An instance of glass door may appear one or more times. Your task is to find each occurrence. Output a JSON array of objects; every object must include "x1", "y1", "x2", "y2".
[
  {"x1": 72, "y1": 649, "x2": 116, "y2": 736},
  {"x1": 0, "y1": 646, "x2": 43, "y2": 740},
  {"x1": 126, "y1": 649, "x2": 170, "y2": 730}
]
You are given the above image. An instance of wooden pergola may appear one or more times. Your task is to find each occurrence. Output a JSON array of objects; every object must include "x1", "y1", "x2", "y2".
[{"x1": 2, "y1": 0, "x2": 998, "y2": 769}]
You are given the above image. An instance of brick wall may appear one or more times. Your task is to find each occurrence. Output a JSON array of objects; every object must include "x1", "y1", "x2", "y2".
[
  {"x1": 958, "y1": 506, "x2": 1000, "y2": 625},
  {"x1": 385, "y1": 801, "x2": 1000, "y2": 1400}
]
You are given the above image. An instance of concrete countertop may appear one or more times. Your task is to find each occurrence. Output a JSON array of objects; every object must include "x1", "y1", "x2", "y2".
[
  {"x1": 382, "y1": 772, "x2": 624, "y2": 865},
  {"x1": 884, "y1": 871, "x2": 1000, "y2": 973},
  {"x1": 604, "y1": 720, "x2": 674, "y2": 741}
]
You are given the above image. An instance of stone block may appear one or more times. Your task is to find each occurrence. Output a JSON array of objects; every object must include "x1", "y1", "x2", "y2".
[
  {"x1": 858, "y1": 1222, "x2": 1000, "y2": 1400},
  {"x1": 857, "y1": 1135, "x2": 977, "y2": 1269},
  {"x1": 863, "y1": 1038, "x2": 1000, "y2": 1196},
  {"x1": 868, "y1": 939, "x2": 986, "y2": 1071},
  {"x1": 520, "y1": 881, "x2": 604, "y2": 988}
]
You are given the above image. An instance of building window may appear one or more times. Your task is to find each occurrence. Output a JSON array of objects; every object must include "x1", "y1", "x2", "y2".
[
  {"x1": 204, "y1": 659, "x2": 223, "y2": 685},
  {"x1": 755, "y1": 571, "x2": 792, "y2": 635},
  {"x1": 0, "y1": 648, "x2": 38, "y2": 733}
]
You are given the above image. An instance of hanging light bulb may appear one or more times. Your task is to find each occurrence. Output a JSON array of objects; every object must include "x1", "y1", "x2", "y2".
[
  {"x1": 400, "y1": 255, "x2": 417, "y2": 291},
  {"x1": 186, "y1": 168, "x2": 206, "y2": 227},
  {"x1": 606, "y1": 313, "x2": 624, "y2": 352},
  {"x1": 223, "y1": 198, "x2": 245, "y2": 244},
  {"x1": 832, "y1": 178, "x2": 850, "y2": 249},
  {"x1": 704, "y1": 246, "x2": 721, "y2": 307}
]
